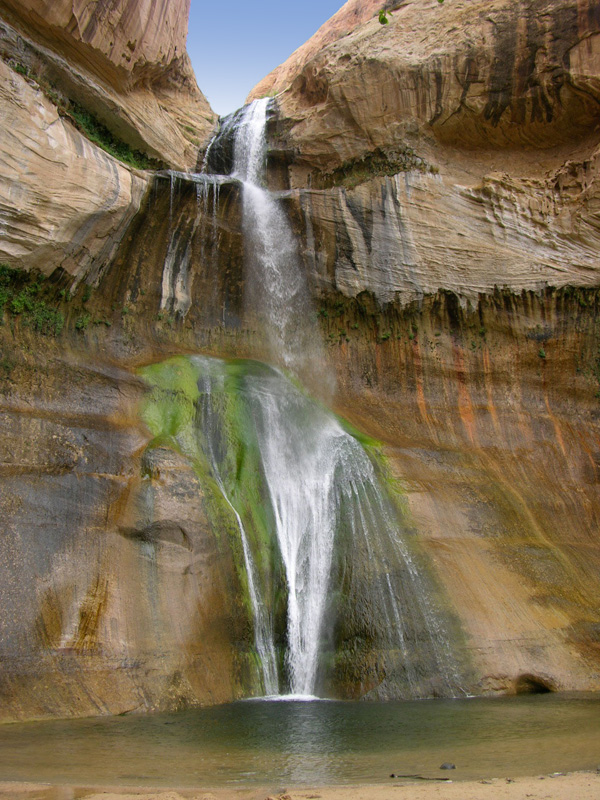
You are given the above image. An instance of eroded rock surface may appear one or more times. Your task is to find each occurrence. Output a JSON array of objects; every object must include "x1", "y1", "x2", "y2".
[
  {"x1": 251, "y1": 0, "x2": 600, "y2": 307},
  {"x1": 263, "y1": 0, "x2": 600, "y2": 172},
  {"x1": 0, "y1": 348, "x2": 249, "y2": 721},
  {"x1": 0, "y1": 58, "x2": 147, "y2": 280},
  {"x1": 0, "y1": 0, "x2": 215, "y2": 168}
]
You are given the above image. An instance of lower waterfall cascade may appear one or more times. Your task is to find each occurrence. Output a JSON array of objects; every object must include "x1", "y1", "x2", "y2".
[{"x1": 141, "y1": 355, "x2": 468, "y2": 699}]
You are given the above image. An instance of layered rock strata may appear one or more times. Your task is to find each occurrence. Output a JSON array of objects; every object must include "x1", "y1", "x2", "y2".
[{"x1": 257, "y1": 0, "x2": 600, "y2": 175}]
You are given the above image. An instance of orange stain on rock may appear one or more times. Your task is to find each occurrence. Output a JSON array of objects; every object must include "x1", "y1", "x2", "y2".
[
  {"x1": 411, "y1": 339, "x2": 431, "y2": 428},
  {"x1": 453, "y1": 344, "x2": 476, "y2": 446}
]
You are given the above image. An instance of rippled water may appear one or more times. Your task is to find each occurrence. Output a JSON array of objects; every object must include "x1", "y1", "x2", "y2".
[{"x1": 0, "y1": 695, "x2": 599, "y2": 788}]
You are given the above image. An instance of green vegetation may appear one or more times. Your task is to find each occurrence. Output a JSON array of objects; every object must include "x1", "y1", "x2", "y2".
[
  {"x1": 67, "y1": 103, "x2": 156, "y2": 169},
  {"x1": 538, "y1": 347, "x2": 546, "y2": 359},
  {"x1": 313, "y1": 146, "x2": 433, "y2": 190},
  {"x1": 140, "y1": 357, "x2": 201, "y2": 443},
  {"x1": 75, "y1": 313, "x2": 91, "y2": 331},
  {"x1": 0, "y1": 265, "x2": 64, "y2": 336},
  {"x1": 139, "y1": 356, "x2": 283, "y2": 676},
  {"x1": 379, "y1": 0, "x2": 442, "y2": 24},
  {"x1": 0, "y1": 356, "x2": 14, "y2": 379},
  {"x1": 181, "y1": 124, "x2": 201, "y2": 147},
  {"x1": 138, "y1": 354, "x2": 438, "y2": 693},
  {"x1": 10, "y1": 61, "x2": 28, "y2": 76}
]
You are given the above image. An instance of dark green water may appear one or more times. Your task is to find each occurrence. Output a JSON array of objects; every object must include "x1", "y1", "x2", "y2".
[{"x1": 1, "y1": 695, "x2": 599, "y2": 788}]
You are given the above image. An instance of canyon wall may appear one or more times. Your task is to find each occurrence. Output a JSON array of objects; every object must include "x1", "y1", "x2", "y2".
[
  {"x1": 0, "y1": 0, "x2": 217, "y2": 282},
  {"x1": 1, "y1": 0, "x2": 600, "y2": 719},
  {"x1": 0, "y1": 0, "x2": 214, "y2": 169}
]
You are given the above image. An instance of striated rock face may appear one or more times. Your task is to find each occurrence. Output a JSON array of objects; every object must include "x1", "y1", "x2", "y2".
[
  {"x1": 321, "y1": 288, "x2": 600, "y2": 696},
  {"x1": 0, "y1": 0, "x2": 215, "y2": 169},
  {"x1": 0, "y1": 58, "x2": 147, "y2": 280},
  {"x1": 282, "y1": 151, "x2": 600, "y2": 306},
  {"x1": 1, "y1": 0, "x2": 193, "y2": 80},
  {"x1": 249, "y1": 0, "x2": 600, "y2": 310},
  {"x1": 0, "y1": 0, "x2": 216, "y2": 280}
]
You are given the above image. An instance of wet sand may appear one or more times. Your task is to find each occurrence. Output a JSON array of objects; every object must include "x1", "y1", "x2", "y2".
[{"x1": 1, "y1": 771, "x2": 599, "y2": 800}]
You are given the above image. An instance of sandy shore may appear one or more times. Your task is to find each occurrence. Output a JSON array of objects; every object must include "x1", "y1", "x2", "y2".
[{"x1": 1, "y1": 771, "x2": 599, "y2": 800}]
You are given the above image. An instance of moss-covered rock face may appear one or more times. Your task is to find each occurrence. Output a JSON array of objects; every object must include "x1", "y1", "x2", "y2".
[
  {"x1": 139, "y1": 356, "x2": 280, "y2": 695},
  {"x1": 0, "y1": 344, "x2": 260, "y2": 722}
]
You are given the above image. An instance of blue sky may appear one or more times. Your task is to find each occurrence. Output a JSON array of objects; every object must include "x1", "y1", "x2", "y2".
[{"x1": 186, "y1": 0, "x2": 344, "y2": 117}]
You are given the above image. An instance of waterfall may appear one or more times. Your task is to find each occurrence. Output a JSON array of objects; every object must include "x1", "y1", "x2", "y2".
[
  {"x1": 229, "y1": 100, "x2": 338, "y2": 695},
  {"x1": 142, "y1": 355, "x2": 466, "y2": 699},
  {"x1": 182, "y1": 99, "x2": 467, "y2": 699},
  {"x1": 243, "y1": 368, "x2": 343, "y2": 696}
]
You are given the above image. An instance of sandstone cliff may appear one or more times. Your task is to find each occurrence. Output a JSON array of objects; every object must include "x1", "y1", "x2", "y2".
[
  {"x1": 0, "y1": 0, "x2": 214, "y2": 170},
  {"x1": 0, "y1": 0, "x2": 218, "y2": 282},
  {"x1": 1, "y1": 0, "x2": 600, "y2": 721},
  {"x1": 252, "y1": 0, "x2": 600, "y2": 304},
  {"x1": 0, "y1": 58, "x2": 147, "y2": 280}
]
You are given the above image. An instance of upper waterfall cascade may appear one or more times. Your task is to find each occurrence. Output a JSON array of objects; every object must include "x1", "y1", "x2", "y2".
[{"x1": 163, "y1": 98, "x2": 469, "y2": 698}]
